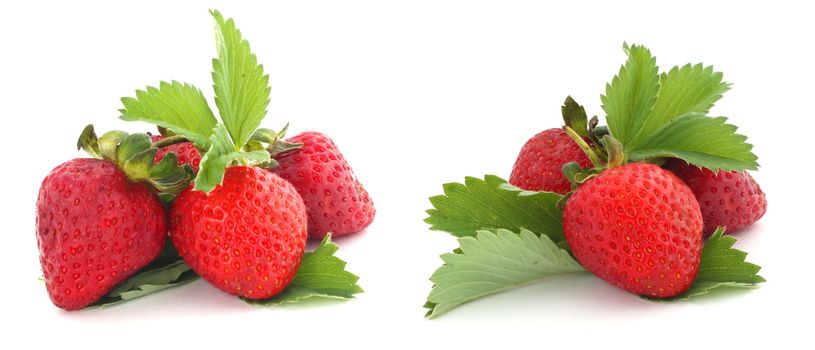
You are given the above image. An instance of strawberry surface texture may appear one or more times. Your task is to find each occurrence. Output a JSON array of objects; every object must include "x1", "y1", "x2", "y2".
[
  {"x1": 668, "y1": 160, "x2": 767, "y2": 236},
  {"x1": 151, "y1": 135, "x2": 202, "y2": 172},
  {"x1": 563, "y1": 162, "x2": 703, "y2": 298},
  {"x1": 274, "y1": 131, "x2": 375, "y2": 238},
  {"x1": 35, "y1": 158, "x2": 167, "y2": 310},
  {"x1": 170, "y1": 166, "x2": 307, "y2": 299},
  {"x1": 509, "y1": 128, "x2": 592, "y2": 194}
]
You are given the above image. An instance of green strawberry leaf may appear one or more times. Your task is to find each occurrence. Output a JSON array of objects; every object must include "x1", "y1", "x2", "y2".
[
  {"x1": 425, "y1": 229, "x2": 585, "y2": 319},
  {"x1": 601, "y1": 43, "x2": 660, "y2": 148},
  {"x1": 602, "y1": 44, "x2": 758, "y2": 171},
  {"x1": 195, "y1": 123, "x2": 271, "y2": 193},
  {"x1": 426, "y1": 175, "x2": 564, "y2": 242},
  {"x1": 210, "y1": 9, "x2": 271, "y2": 149},
  {"x1": 629, "y1": 113, "x2": 758, "y2": 171},
  {"x1": 646, "y1": 227, "x2": 765, "y2": 302},
  {"x1": 88, "y1": 241, "x2": 200, "y2": 309},
  {"x1": 243, "y1": 234, "x2": 363, "y2": 305},
  {"x1": 120, "y1": 81, "x2": 218, "y2": 149},
  {"x1": 648, "y1": 63, "x2": 730, "y2": 127}
]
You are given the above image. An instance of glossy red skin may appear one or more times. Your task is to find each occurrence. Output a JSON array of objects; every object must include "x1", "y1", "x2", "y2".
[
  {"x1": 667, "y1": 160, "x2": 767, "y2": 236},
  {"x1": 509, "y1": 128, "x2": 592, "y2": 194},
  {"x1": 35, "y1": 158, "x2": 167, "y2": 310},
  {"x1": 563, "y1": 163, "x2": 703, "y2": 298},
  {"x1": 170, "y1": 166, "x2": 307, "y2": 299},
  {"x1": 273, "y1": 132, "x2": 375, "y2": 239},
  {"x1": 151, "y1": 135, "x2": 202, "y2": 172}
]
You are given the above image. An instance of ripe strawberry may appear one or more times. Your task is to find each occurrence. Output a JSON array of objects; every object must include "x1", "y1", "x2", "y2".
[
  {"x1": 273, "y1": 131, "x2": 375, "y2": 239},
  {"x1": 35, "y1": 158, "x2": 167, "y2": 310},
  {"x1": 170, "y1": 166, "x2": 308, "y2": 299},
  {"x1": 667, "y1": 160, "x2": 767, "y2": 236},
  {"x1": 509, "y1": 128, "x2": 592, "y2": 194},
  {"x1": 151, "y1": 135, "x2": 201, "y2": 172},
  {"x1": 563, "y1": 162, "x2": 703, "y2": 298}
]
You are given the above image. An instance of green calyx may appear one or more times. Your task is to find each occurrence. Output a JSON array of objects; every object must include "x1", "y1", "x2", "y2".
[
  {"x1": 600, "y1": 135, "x2": 626, "y2": 169},
  {"x1": 558, "y1": 97, "x2": 611, "y2": 196},
  {"x1": 77, "y1": 124, "x2": 195, "y2": 196},
  {"x1": 561, "y1": 96, "x2": 589, "y2": 138},
  {"x1": 560, "y1": 96, "x2": 615, "y2": 168},
  {"x1": 249, "y1": 123, "x2": 303, "y2": 159},
  {"x1": 561, "y1": 96, "x2": 610, "y2": 147}
]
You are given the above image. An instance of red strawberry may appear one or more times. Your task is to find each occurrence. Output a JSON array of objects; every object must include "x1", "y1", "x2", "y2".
[
  {"x1": 170, "y1": 166, "x2": 307, "y2": 299},
  {"x1": 667, "y1": 160, "x2": 767, "y2": 236},
  {"x1": 35, "y1": 158, "x2": 167, "y2": 310},
  {"x1": 273, "y1": 131, "x2": 375, "y2": 239},
  {"x1": 509, "y1": 128, "x2": 592, "y2": 194},
  {"x1": 151, "y1": 135, "x2": 202, "y2": 172},
  {"x1": 563, "y1": 162, "x2": 703, "y2": 298}
]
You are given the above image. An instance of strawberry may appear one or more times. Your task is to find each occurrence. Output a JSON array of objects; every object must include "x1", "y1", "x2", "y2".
[
  {"x1": 509, "y1": 128, "x2": 592, "y2": 194},
  {"x1": 667, "y1": 160, "x2": 767, "y2": 236},
  {"x1": 151, "y1": 135, "x2": 201, "y2": 172},
  {"x1": 273, "y1": 131, "x2": 375, "y2": 239},
  {"x1": 563, "y1": 162, "x2": 703, "y2": 298},
  {"x1": 509, "y1": 97, "x2": 601, "y2": 194},
  {"x1": 35, "y1": 158, "x2": 167, "y2": 310},
  {"x1": 35, "y1": 126, "x2": 193, "y2": 310},
  {"x1": 170, "y1": 166, "x2": 308, "y2": 299}
]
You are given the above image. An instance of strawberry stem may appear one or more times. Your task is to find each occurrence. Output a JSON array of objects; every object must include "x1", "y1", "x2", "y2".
[{"x1": 563, "y1": 126, "x2": 604, "y2": 167}]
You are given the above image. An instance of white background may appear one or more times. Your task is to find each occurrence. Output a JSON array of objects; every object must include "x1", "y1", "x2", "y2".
[{"x1": 2, "y1": 0, "x2": 811, "y2": 348}]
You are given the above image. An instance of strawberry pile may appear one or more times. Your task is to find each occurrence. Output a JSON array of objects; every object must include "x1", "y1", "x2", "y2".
[
  {"x1": 424, "y1": 44, "x2": 766, "y2": 318},
  {"x1": 35, "y1": 10, "x2": 371, "y2": 311}
]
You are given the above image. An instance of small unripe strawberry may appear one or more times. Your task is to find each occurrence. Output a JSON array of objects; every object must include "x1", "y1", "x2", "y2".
[
  {"x1": 170, "y1": 166, "x2": 307, "y2": 299},
  {"x1": 563, "y1": 162, "x2": 703, "y2": 298},
  {"x1": 667, "y1": 160, "x2": 767, "y2": 236}
]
